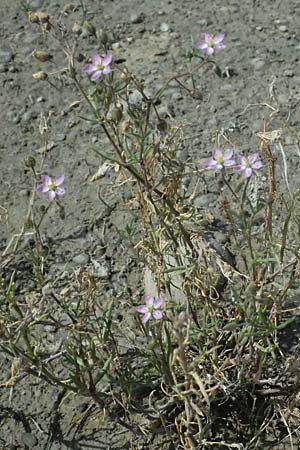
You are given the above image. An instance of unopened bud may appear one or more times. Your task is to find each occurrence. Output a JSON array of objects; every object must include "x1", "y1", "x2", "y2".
[
  {"x1": 32, "y1": 71, "x2": 48, "y2": 81},
  {"x1": 157, "y1": 119, "x2": 168, "y2": 133},
  {"x1": 83, "y1": 20, "x2": 96, "y2": 36},
  {"x1": 68, "y1": 66, "x2": 76, "y2": 79},
  {"x1": 111, "y1": 107, "x2": 123, "y2": 123},
  {"x1": 24, "y1": 156, "x2": 36, "y2": 168},
  {"x1": 98, "y1": 29, "x2": 109, "y2": 46}
]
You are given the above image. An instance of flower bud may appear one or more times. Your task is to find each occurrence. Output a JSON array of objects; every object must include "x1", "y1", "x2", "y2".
[
  {"x1": 110, "y1": 107, "x2": 123, "y2": 123},
  {"x1": 24, "y1": 156, "x2": 36, "y2": 168},
  {"x1": 157, "y1": 119, "x2": 168, "y2": 133},
  {"x1": 32, "y1": 71, "x2": 48, "y2": 81},
  {"x1": 98, "y1": 29, "x2": 109, "y2": 46},
  {"x1": 83, "y1": 20, "x2": 96, "y2": 37}
]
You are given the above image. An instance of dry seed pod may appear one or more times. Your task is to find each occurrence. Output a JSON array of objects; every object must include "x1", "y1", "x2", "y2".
[
  {"x1": 32, "y1": 49, "x2": 53, "y2": 63},
  {"x1": 72, "y1": 21, "x2": 82, "y2": 35},
  {"x1": 32, "y1": 71, "x2": 48, "y2": 80},
  {"x1": 28, "y1": 11, "x2": 50, "y2": 24},
  {"x1": 63, "y1": 3, "x2": 76, "y2": 13}
]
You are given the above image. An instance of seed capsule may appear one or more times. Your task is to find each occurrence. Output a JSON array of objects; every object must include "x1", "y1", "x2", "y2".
[
  {"x1": 32, "y1": 49, "x2": 53, "y2": 63},
  {"x1": 32, "y1": 71, "x2": 48, "y2": 81}
]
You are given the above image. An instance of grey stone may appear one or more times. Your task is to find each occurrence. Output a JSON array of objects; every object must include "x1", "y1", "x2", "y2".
[
  {"x1": 160, "y1": 22, "x2": 170, "y2": 32},
  {"x1": 128, "y1": 89, "x2": 143, "y2": 105},
  {"x1": 72, "y1": 253, "x2": 90, "y2": 265},
  {"x1": 0, "y1": 48, "x2": 14, "y2": 63},
  {"x1": 27, "y1": 0, "x2": 45, "y2": 9},
  {"x1": 91, "y1": 258, "x2": 110, "y2": 278},
  {"x1": 213, "y1": 231, "x2": 228, "y2": 245},
  {"x1": 194, "y1": 193, "x2": 218, "y2": 209},
  {"x1": 284, "y1": 69, "x2": 294, "y2": 77},
  {"x1": 278, "y1": 25, "x2": 288, "y2": 32},
  {"x1": 130, "y1": 13, "x2": 144, "y2": 24},
  {"x1": 22, "y1": 110, "x2": 38, "y2": 122},
  {"x1": 21, "y1": 432, "x2": 38, "y2": 447},
  {"x1": 251, "y1": 58, "x2": 266, "y2": 71},
  {"x1": 56, "y1": 133, "x2": 66, "y2": 141}
]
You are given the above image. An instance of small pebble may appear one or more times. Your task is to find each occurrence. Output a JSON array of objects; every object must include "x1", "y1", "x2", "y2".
[
  {"x1": 284, "y1": 69, "x2": 294, "y2": 77},
  {"x1": 0, "y1": 48, "x2": 14, "y2": 63},
  {"x1": 130, "y1": 12, "x2": 144, "y2": 24},
  {"x1": 72, "y1": 253, "x2": 90, "y2": 265},
  {"x1": 21, "y1": 432, "x2": 38, "y2": 447},
  {"x1": 278, "y1": 25, "x2": 288, "y2": 32},
  {"x1": 160, "y1": 22, "x2": 170, "y2": 32}
]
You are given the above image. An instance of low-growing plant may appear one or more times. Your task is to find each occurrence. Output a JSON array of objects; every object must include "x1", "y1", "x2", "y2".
[{"x1": 2, "y1": 2, "x2": 300, "y2": 449}]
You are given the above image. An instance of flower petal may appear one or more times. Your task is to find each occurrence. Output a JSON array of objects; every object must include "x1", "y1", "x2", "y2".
[
  {"x1": 195, "y1": 41, "x2": 208, "y2": 50},
  {"x1": 249, "y1": 153, "x2": 259, "y2": 163},
  {"x1": 153, "y1": 297, "x2": 163, "y2": 308},
  {"x1": 214, "y1": 33, "x2": 225, "y2": 44},
  {"x1": 202, "y1": 33, "x2": 211, "y2": 42},
  {"x1": 55, "y1": 187, "x2": 65, "y2": 196},
  {"x1": 205, "y1": 47, "x2": 215, "y2": 55},
  {"x1": 41, "y1": 175, "x2": 52, "y2": 185},
  {"x1": 36, "y1": 184, "x2": 49, "y2": 193},
  {"x1": 152, "y1": 310, "x2": 163, "y2": 320},
  {"x1": 244, "y1": 168, "x2": 253, "y2": 178},
  {"x1": 202, "y1": 158, "x2": 218, "y2": 168},
  {"x1": 47, "y1": 190, "x2": 56, "y2": 201},
  {"x1": 252, "y1": 161, "x2": 263, "y2": 169},
  {"x1": 92, "y1": 54, "x2": 103, "y2": 64},
  {"x1": 216, "y1": 43, "x2": 226, "y2": 51},
  {"x1": 91, "y1": 71, "x2": 102, "y2": 81},
  {"x1": 83, "y1": 63, "x2": 96, "y2": 74},
  {"x1": 212, "y1": 148, "x2": 222, "y2": 159},
  {"x1": 102, "y1": 65, "x2": 112, "y2": 75},
  {"x1": 102, "y1": 53, "x2": 113, "y2": 66},
  {"x1": 142, "y1": 312, "x2": 151, "y2": 323},
  {"x1": 55, "y1": 174, "x2": 64, "y2": 186},
  {"x1": 145, "y1": 295, "x2": 154, "y2": 306},
  {"x1": 223, "y1": 149, "x2": 233, "y2": 160},
  {"x1": 223, "y1": 160, "x2": 236, "y2": 167},
  {"x1": 136, "y1": 305, "x2": 148, "y2": 314}
]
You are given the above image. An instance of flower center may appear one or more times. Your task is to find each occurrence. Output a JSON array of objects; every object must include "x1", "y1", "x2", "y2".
[
  {"x1": 49, "y1": 183, "x2": 57, "y2": 191},
  {"x1": 208, "y1": 39, "x2": 215, "y2": 48},
  {"x1": 96, "y1": 63, "x2": 104, "y2": 71}
]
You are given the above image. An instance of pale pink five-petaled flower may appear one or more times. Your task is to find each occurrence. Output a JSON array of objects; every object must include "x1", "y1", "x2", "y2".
[
  {"x1": 136, "y1": 295, "x2": 164, "y2": 324},
  {"x1": 203, "y1": 148, "x2": 236, "y2": 171},
  {"x1": 196, "y1": 33, "x2": 226, "y2": 56},
  {"x1": 36, "y1": 174, "x2": 65, "y2": 201},
  {"x1": 234, "y1": 154, "x2": 263, "y2": 178},
  {"x1": 83, "y1": 53, "x2": 113, "y2": 81}
]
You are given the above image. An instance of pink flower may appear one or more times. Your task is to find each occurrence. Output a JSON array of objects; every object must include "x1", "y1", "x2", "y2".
[
  {"x1": 136, "y1": 295, "x2": 164, "y2": 324},
  {"x1": 203, "y1": 148, "x2": 236, "y2": 171},
  {"x1": 234, "y1": 154, "x2": 263, "y2": 178},
  {"x1": 196, "y1": 33, "x2": 226, "y2": 56},
  {"x1": 83, "y1": 53, "x2": 112, "y2": 81},
  {"x1": 36, "y1": 174, "x2": 65, "y2": 201}
]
